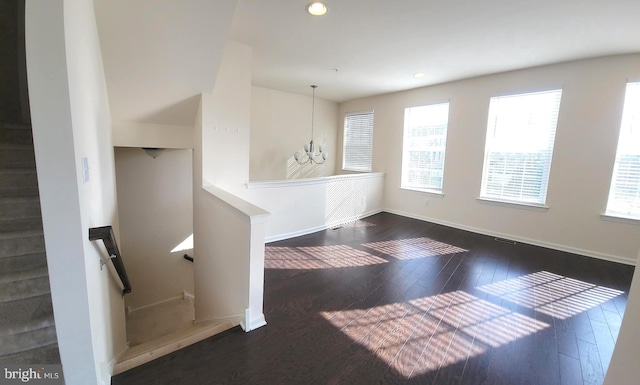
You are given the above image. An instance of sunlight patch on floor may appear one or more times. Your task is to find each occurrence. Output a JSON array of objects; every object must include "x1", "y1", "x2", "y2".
[
  {"x1": 362, "y1": 237, "x2": 468, "y2": 260},
  {"x1": 477, "y1": 271, "x2": 624, "y2": 319},
  {"x1": 321, "y1": 289, "x2": 549, "y2": 377},
  {"x1": 265, "y1": 244, "x2": 388, "y2": 269}
]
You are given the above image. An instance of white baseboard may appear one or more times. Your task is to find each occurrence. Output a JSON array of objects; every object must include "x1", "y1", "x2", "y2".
[
  {"x1": 265, "y1": 208, "x2": 384, "y2": 243},
  {"x1": 384, "y1": 209, "x2": 637, "y2": 266},
  {"x1": 241, "y1": 309, "x2": 267, "y2": 332},
  {"x1": 127, "y1": 293, "x2": 193, "y2": 315}
]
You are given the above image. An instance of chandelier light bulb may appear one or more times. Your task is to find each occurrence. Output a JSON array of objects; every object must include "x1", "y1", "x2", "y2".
[{"x1": 293, "y1": 85, "x2": 328, "y2": 165}]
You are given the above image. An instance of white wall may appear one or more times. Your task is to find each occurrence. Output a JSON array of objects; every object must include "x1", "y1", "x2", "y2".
[
  {"x1": 114, "y1": 148, "x2": 194, "y2": 310},
  {"x1": 250, "y1": 86, "x2": 338, "y2": 181},
  {"x1": 604, "y1": 247, "x2": 640, "y2": 384},
  {"x1": 26, "y1": 0, "x2": 126, "y2": 383},
  {"x1": 112, "y1": 121, "x2": 194, "y2": 149},
  {"x1": 194, "y1": 41, "x2": 268, "y2": 330},
  {"x1": 246, "y1": 173, "x2": 385, "y2": 241},
  {"x1": 201, "y1": 41, "x2": 252, "y2": 190},
  {"x1": 338, "y1": 54, "x2": 640, "y2": 264}
]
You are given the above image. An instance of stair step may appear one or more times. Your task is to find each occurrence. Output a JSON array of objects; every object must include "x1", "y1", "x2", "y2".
[
  {"x1": 0, "y1": 311, "x2": 54, "y2": 337},
  {"x1": 0, "y1": 146, "x2": 36, "y2": 169},
  {"x1": 0, "y1": 320, "x2": 57, "y2": 356},
  {"x1": 0, "y1": 268, "x2": 51, "y2": 303},
  {"x1": 0, "y1": 265, "x2": 49, "y2": 284},
  {"x1": 113, "y1": 321, "x2": 237, "y2": 375},
  {"x1": 0, "y1": 293, "x2": 53, "y2": 327},
  {"x1": 0, "y1": 229, "x2": 45, "y2": 258},
  {"x1": 0, "y1": 169, "x2": 38, "y2": 190},
  {"x1": 0, "y1": 196, "x2": 41, "y2": 220},
  {"x1": 0, "y1": 122, "x2": 31, "y2": 130},
  {"x1": 0, "y1": 125, "x2": 33, "y2": 146},
  {"x1": 0, "y1": 342, "x2": 60, "y2": 365},
  {"x1": 0, "y1": 252, "x2": 47, "y2": 276},
  {"x1": 0, "y1": 188, "x2": 39, "y2": 198},
  {"x1": 0, "y1": 217, "x2": 43, "y2": 232}
]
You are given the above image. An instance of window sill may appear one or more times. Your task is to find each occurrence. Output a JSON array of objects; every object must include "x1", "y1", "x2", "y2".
[
  {"x1": 600, "y1": 214, "x2": 640, "y2": 225},
  {"x1": 400, "y1": 187, "x2": 444, "y2": 197},
  {"x1": 476, "y1": 197, "x2": 549, "y2": 211}
]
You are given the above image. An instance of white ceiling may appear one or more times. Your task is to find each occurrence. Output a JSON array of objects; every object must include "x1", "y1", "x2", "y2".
[
  {"x1": 95, "y1": 0, "x2": 640, "y2": 126},
  {"x1": 229, "y1": 0, "x2": 640, "y2": 102}
]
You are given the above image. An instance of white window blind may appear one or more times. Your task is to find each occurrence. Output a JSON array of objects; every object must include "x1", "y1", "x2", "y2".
[
  {"x1": 343, "y1": 112, "x2": 374, "y2": 172},
  {"x1": 606, "y1": 82, "x2": 640, "y2": 219},
  {"x1": 480, "y1": 89, "x2": 562, "y2": 205},
  {"x1": 401, "y1": 102, "x2": 450, "y2": 192}
]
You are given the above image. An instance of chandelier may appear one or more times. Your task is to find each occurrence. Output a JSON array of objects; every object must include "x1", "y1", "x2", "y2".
[{"x1": 294, "y1": 85, "x2": 328, "y2": 164}]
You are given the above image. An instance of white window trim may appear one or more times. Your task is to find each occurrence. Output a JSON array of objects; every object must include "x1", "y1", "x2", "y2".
[
  {"x1": 479, "y1": 89, "x2": 562, "y2": 207},
  {"x1": 401, "y1": 102, "x2": 450, "y2": 193},
  {"x1": 604, "y1": 82, "x2": 640, "y2": 220},
  {"x1": 342, "y1": 111, "x2": 374, "y2": 172}
]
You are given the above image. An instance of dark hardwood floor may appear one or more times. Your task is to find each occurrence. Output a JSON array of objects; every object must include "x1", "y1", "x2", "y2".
[{"x1": 112, "y1": 212, "x2": 634, "y2": 385}]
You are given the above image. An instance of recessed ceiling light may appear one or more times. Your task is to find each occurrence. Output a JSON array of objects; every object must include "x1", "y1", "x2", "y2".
[
  {"x1": 414, "y1": 72, "x2": 425, "y2": 78},
  {"x1": 307, "y1": 2, "x2": 328, "y2": 16}
]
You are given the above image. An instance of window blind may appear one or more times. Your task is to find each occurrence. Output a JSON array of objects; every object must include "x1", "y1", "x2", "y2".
[
  {"x1": 480, "y1": 89, "x2": 562, "y2": 205},
  {"x1": 343, "y1": 112, "x2": 374, "y2": 172},
  {"x1": 606, "y1": 82, "x2": 640, "y2": 219},
  {"x1": 401, "y1": 102, "x2": 450, "y2": 192}
]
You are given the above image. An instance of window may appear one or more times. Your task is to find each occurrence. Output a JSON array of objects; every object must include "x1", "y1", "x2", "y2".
[
  {"x1": 606, "y1": 82, "x2": 640, "y2": 219},
  {"x1": 343, "y1": 112, "x2": 374, "y2": 172},
  {"x1": 401, "y1": 102, "x2": 450, "y2": 193},
  {"x1": 480, "y1": 89, "x2": 562, "y2": 205}
]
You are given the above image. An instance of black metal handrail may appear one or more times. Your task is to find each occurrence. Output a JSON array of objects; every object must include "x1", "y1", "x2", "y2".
[{"x1": 89, "y1": 226, "x2": 132, "y2": 295}]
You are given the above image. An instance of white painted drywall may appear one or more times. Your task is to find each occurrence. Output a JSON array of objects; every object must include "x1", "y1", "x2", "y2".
[
  {"x1": 603, "y1": 248, "x2": 640, "y2": 384},
  {"x1": 114, "y1": 148, "x2": 194, "y2": 310},
  {"x1": 93, "y1": 0, "x2": 238, "y2": 126},
  {"x1": 112, "y1": 121, "x2": 194, "y2": 149},
  {"x1": 26, "y1": 0, "x2": 126, "y2": 383},
  {"x1": 194, "y1": 41, "x2": 269, "y2": 328},
  {"x1": 249, "y1": 86, "x2": 338, "y2": 181},
  {"x1": 201, "y1": 42, "x2": 252, "y2": 189},
  {"x1": 338, "y1": 54, "x2": 640, "y2": 264},
  {"x1": 246, "y1": 173, "x2": 385, "y2": 241}
]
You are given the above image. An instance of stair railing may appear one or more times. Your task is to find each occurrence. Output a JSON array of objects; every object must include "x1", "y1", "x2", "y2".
[{"x1": 89, "y1": 226, "x2": 132, "y2": 295}]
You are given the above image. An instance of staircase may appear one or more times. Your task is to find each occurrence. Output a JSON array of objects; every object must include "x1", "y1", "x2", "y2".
[{"x1": 0, "y1": 122, "x2": 60, "y2": 364}]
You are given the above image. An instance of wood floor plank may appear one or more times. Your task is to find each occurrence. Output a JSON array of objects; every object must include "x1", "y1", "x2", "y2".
[
  {"x1": 560, "y1": 352, "x2": 584, "y2": 385},
  {"x1": 111, "y1": 213, "x2": 634, "y2": 385},
  {"x1": 577, "y1": 339, "x2": 605, "y2": 385}
]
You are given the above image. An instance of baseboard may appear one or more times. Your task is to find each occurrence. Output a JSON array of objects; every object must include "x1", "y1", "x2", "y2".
[
  {"x1": 265, "y1": 208, "x2": 384, "y2": 243},
  {"x1": 240, "y1": 309, "x2": 266, "y2": 332},
  {"x1": 127, "y1": 293, "x2": 192, "y2": 315},
  {"x1": 102, "y1": 344, "x2": 129, "y2": 384},
  {"x1": 384, "y1": 209, "x2": 637, "y2": 266}
]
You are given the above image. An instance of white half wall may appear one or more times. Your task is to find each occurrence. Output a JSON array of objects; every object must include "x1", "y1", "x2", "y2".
[
  {"x1": 246, "y1": 173, "x2": 385, "y2": 242},
  {"x1": 339, "y1": 54, "x2": 640, "y2": 265},
  {"x1": 26, "y1": 0, "x2": 126, "y2": 383},
  {"x1": 114, "y1": 148, "x2": 194, "y2": 311},
  {"x1": 250, "y1": 86, "x2": 338, "y2": 181}
]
